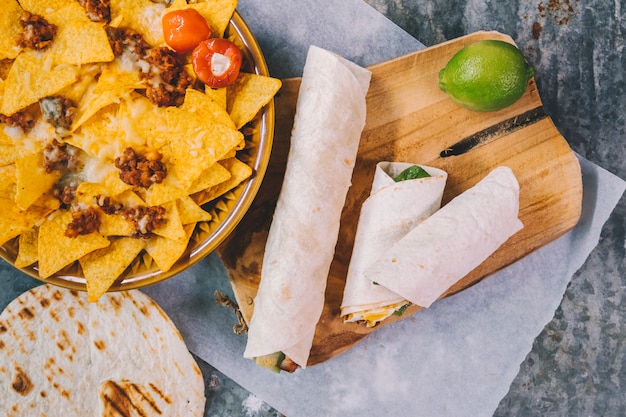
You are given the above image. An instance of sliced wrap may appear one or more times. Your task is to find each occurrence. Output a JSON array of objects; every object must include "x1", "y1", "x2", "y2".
[
  {"x1": 365, "y1": 166, "x2": 524, "y2": 308},
  {"x1": 243, "y1": 45, "x2": 372, "y2": 368},
  {"x1": 341, "y1": 162, "x2": 448, "y2": 326}
]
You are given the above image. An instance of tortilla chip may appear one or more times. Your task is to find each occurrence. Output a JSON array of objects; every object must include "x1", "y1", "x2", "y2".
[
  {"x1": 95, "y1": 60, "x2": 145, "y2": 95},
  {"x1": 151, "y1": 201, "x2": 185, "y2": 241},
  {"x1": 46, "y1": 4, "x2": 114, "y2": 65},
  {"x1": 177, "y1": 195, "x2": 212, "y2": 224},
  {"x1": 1, "y1": 50, "x2": 79, "y2": 115},
  {"x1": 164, "y1": 107, "x2": 243, "y2": 189},
  {"x1": 182, "y1": 88, "x2": 236, "y2": 129},
  {"x1": 116, "y1": 94, "x2": 171, "y2": 151},
  {"x1": 169, "y1": 0, "x2": 236, "y2": 38},
  {"x1": 37, "y1": 211, "x2": 110, "y2": 278},
  {"x1": 80, "y1": 237, "x2": 146, "y2": 302},
  {"x1": 0, "y1": 197, "x2": 55, "y2": 245},
  {"x1": 110, "y1": 0, "x2": 167, "y2": 47},
  {"x1": 227, "y1": 73, "x2": 282, "y2": 129},
  {"x1": 15, "y1": 151, "x2": 62, "y2": 210},
  {"x1": 99, "y1": 213, "x2": 134, "y2": 237},
  {"x1": 187, "y1": 162, "x2": 231, "y2": 195},
  {"x1": 145, "y1": 182, "x2": 187, "y2": 206},
  {"x1": 16, "y1": 0, "x2": 77, "y2": 18},
  {"x1": 72, "y1": 87, "x2": 124, "y2": 131},
  {"x1": 192, "y1": 157, "x2": 252, "y2": 205},
  {"x1": 145, "y1": 223, "x2": 195, "y2": 273},
  {"x1": 0, "y1": 0, "x2": 23, "y2": 60},
  {"x1": 0, "y1": 143, "x2": 16, "y2": 166},
  {"x1": 0, "y1": 164, "x2": 16, "y2": 191},
  {"x1": 15, "y1": 227, "x2": 38, "y2": 268},
  {"x1": 203, "y1": 86, "x2": 228, "y2": 109}
]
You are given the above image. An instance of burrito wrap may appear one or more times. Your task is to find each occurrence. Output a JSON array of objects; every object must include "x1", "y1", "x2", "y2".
[
  {"x1": 244, "y1": 45, "x2": 371, "y2": 367},
  {"x1": 365, "y1": 165, "x2": 524, "y2": 308},
  {"x1": 341, "y1": 162, "x2": 448, "y2": 323}
]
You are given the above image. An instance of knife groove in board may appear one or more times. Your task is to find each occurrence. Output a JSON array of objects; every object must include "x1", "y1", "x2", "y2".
[{"x1": 440, "y1": 106, "x2": 548, "y2": 157}]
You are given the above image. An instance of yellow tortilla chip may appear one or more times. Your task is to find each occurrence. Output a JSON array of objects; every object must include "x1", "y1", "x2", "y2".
[
  {"x1": 116, "y1": 94, "x2": 171, "y2": 151},
  {"x1": 227, "y1": 73, "x2": 282, "y2": 129},
  {"x1": 69, "y1": 106, "x2": 124, "y2": 158},
  {"x1": 0, "y1": 143, "x2": 16, "y2": 166},
  {"x1": 145, "y1": 182, "x2": 187, "y2": 207},
  {"x1": 177, "y1": 195, "x2": 212, "y2": 224},
  {"x1": 110, "y1": 0, "x2": 167, "y2": 47},
  {"x1": 170, "y1": 0, "x2": 237, "y2": 38},
  {"x1": 152, "y1": 201, "x2": 186, "y2": 241},
  {"x1": 37, "y1": 211, "x2": 110, "y2": 279},
  {"x1": 72, "y1": 88, "x2": 124, "y2": 131},
  {"x1": 80, "y1": 237, "x2": 146, "y2": 302},
  {"x1": 16, "y1": 0, "x2": 78, "y2": 18},
  {"x1": 95, "y1": 61, "x2": 145, "y2": 95},
  {"x1": 99, "y1": 213, "x2": 134, "y2": 237},
  {"x1": 182, "y1": 88, "x2": 236, "y2": 129},
  {"x1": 192, "y1": 157, "x2": 252, "y2": 205},
  {"x1": 46, "y1": 4, "x2": 114, "y2": 65},
  {"x1": 0, "y1": 0, "x2": 22, "y2": 60},
  {"x1": 0, "y1": 164, "x2": 16, "y2": 191},
  {"x1": 15, "y1": 227, "x2": 39, "y2": 268},
  {"x1": 187, "y1": 162, "x2": 231, "y2": 195},
  {"x1": 57, "y1": 64, "x2": 101, "y2": 105},
  {"x1": 15, "y1": 151, "x2": 62, "y2": 210},
  {"x1": 0, "y1": 197, "x2": 55, "y2": 245},
  {"x1": 164, "y1": 107, "x2": 243, "y2": 189},
  {"x1": 204, "y1": 86, "x2": 228, "y2": 110},
  {"x1": 145, "y1": 223, "x2": 195, "y2": 273},
  {"x1": 1, "y1": 50, "x2": 79, "y2": 115}
]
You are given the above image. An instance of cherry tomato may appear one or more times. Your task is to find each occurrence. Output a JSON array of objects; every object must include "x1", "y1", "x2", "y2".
[
  {"x1": 191, "y1": 38, "x2": 243, "y2": 88},
  {"x1": 162, "y1": 9, "x2": 211, "y2": 54}
]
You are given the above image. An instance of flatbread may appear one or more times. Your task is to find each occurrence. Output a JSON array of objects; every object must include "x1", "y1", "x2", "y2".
[
  {"x1": 341, "y1": 162, "x2": 448, "y2": 326},
  {"x1": 365, "y1": 166, "x2": 524, "y2": 308},
  {"x1": 243, "y1": 45, "x2": 372, "y2": 368},
  {"x1": 0, "y1": 285, "x2": 205, "y2": 416}
]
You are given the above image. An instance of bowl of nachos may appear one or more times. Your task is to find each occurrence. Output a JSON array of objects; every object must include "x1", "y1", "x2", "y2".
[{"x1": 0, "y1": 0, "x2": 281, "y2": 301}]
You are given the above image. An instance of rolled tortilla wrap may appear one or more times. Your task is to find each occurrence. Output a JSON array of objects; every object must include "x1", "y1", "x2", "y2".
[
  {"x1": 341, "y1": 162, "x2": 448, "y2": 326},
  {"x1": 365, "y1": 165, "x2": 523, "y2": 308},
  {"x1": 243, "y1": 45, "x2": 371, "y2": 368}
]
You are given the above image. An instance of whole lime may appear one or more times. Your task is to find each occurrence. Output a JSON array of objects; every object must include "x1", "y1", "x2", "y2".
[{"x1": 438, "y1": 40, "x2": 535, "y2": 112}]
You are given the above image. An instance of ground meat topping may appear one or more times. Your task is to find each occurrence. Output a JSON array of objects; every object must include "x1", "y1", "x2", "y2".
[
  {"x1": 114, "y1": 147, "x2": 167, "y2": 188},
  {"x1": 40, "y1": 96, "x2": 77, "y2": 132},
  {"x1": 65, "y1": 206, "x2": 101, "y2": 238},
  {"x1": 78, "y1": 0, "x2": 111, "y2": 22},
  {"x1": 121, "y1": 205, "x2": 166, "y2": 237},
  {"x1": 0, "y1": 111, "x2": 35, "y2": 132},
  {"x1": 43, "y1": 140, "x2": 82, "y2": 173},
  {"x1": 141, "y1": 47, "x2": 193, "y2": 107},
  {"x1": 106, "y1": 26, "x2": 150, "y2": 59},
  {"x1": 52, "y1": 182, "x2": 79, "y2": 207},
  {"x1": 17, "y1": 12, "x2": 57, "y2": 51},
  {"x1": 95, "y1": 195, "x2": 124, "y2": 215}
]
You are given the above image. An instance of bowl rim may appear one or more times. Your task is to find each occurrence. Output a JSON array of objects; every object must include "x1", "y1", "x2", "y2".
[{"x1": 0, "y1": 10, "x2": 276, "y2": 292}]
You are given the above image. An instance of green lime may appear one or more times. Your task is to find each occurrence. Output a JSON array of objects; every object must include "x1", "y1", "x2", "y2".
[{"x1": 438, "y1": 40, "x2": 535, "y2": 112}]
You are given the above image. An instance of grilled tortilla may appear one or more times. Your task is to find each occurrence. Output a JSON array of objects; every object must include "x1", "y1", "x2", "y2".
[{"x1": 0, "y1": 285, "x2": 205, "y2": 416}]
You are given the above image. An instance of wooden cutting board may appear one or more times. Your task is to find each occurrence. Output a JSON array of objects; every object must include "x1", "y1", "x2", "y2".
[{"x1": 217, "y1": 31, "x2": 582, "y2": 366}]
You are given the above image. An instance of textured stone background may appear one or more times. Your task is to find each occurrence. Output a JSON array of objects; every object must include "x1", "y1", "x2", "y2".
[{"x1": 362, "y1": 0, "x2": 626, "y2": 415}]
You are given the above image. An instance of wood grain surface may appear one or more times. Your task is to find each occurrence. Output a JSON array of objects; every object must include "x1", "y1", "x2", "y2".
[{"x1": 217, "y1": 31, "x2": 582, "y2": 366}]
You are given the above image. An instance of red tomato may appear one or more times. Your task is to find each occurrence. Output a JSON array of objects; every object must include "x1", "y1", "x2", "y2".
[
  {"x1": 192, "y1": 38, "x2": 243, "y2": 88},
  {"x1": 162, "y1": 9, "x2": 211, "y2": 54}
]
